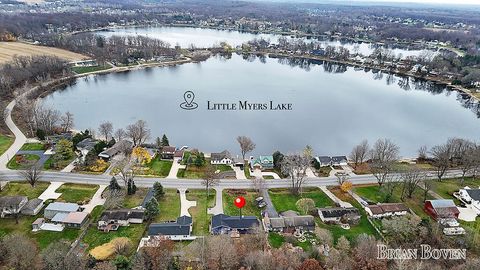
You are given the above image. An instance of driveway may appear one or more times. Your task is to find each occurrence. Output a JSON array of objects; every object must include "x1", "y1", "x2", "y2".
[
  {"x1": 15, "y1": 150, "x2": 50, "y2": 168},
  {"x1": 320, "y1": 186, "x2": 353, "y2": 208},
  {"x1": 0, "y1": 99, "x2": 27, "y2": 170},
  {"x1": 261, "y1": 188, "x2": 278, "y2": 217},
  {"x1": 82, "y1": 185, "x2": 107, "y2": 213},
  {"x1": 178, "y1": 188, "x2": 196, "y2": 217},
  {"x1": 38, "y1": 182, "x2": 64, "y2": 201},
  {"x1": 232, "y1": 166, "x2": 246, "y2": 180},
  {"x1": 168, "y1": 158, "x2": 185, "y2": 179},
  {"x1": 262, "y1": 172, "x2": 280, "y2": 179},
  {"x1": 457, "y1": 206, "x2": 477, "y2": 222},
  {"x1": 305, "y1": 167, "x2": 316, "y2": 178},
  {"x1": 207, "y1": 187, "x2": 224, "y2": 215}
]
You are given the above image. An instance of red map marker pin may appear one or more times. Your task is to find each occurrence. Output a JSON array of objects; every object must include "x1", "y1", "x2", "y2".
[{"x1": 234, "y1": 196, "x2": 246, "y2": 209}]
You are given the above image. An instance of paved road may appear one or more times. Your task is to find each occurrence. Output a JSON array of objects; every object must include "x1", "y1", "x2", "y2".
[{"x1": 0, "y1": 98, "x2": 27, "y2": 170}]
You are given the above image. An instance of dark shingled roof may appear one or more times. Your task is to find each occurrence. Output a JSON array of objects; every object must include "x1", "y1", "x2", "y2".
[
  {"x1": 466, "y1": 189, "x2": 480, "y2": 201},
  {"x1": 100, "y1": 209, "x2": 145, "y2": 222},
  {"x1": 22, "y1": 199, "x2": 43, "y2": 211},
  {"x1": 148, "y1": 216, "x2": 192, "y2": 236},
  {"x1": 0, "y1": 196, "x2": 27, "y2": 208},
  {"x1": 318, "y1": 207, "x2": 360, "y2": 218},
  {"x1": 367, "y1": 203, "x2": 409, "y2": 215},
  {"x1": 211, "y1": 150, "x2": 231, "y2": 161},
  {"x1": 211, "y1": 214, "x2": 259, "y2": 230}
]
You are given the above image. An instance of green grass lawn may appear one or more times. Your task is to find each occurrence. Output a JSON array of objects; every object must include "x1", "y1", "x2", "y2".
[
  {"x1": 145, "y1": 159, "x2": 173, "y2": 177},
  {"x1": 177, "y1": 166, "x2": 205, "y2": 179},
  {"x1": 56, "y1": 183, "x2": 99, "y2": 203},
  {"x1": 123, "y1": 188, "x2": 149, "y2": 208},
  {"x1": 43, "y1": 155, "x2": 76, "y2": 171},
  {"x1": 268, "y1": 232, "x2": 285, "y2": 248},
  {"x1": 7, "y1": 154, "x2": 40, "y2": 169},
  {"x1": 244, "y1": 163, "x2": 252, "y2": 179},
  {"x1": 268, "y1": 187, "x2": 335, "y2": 213},
  {"x1": 0, "y1": 181, "x2": 49, "y2": 199},
  {"x1": 82, "y1": 224, "x2": 146, "y2": 253},
  {"x1": 214, "y1": 164, "x2": 233, "y2": 172},
  {"x1": 324, "y1": 187, "x2": 379, "y2": 242},
  {"x1": 317, "y1": 166, "x2": 332, "y2": 177},
  {"x1": 263, "y1": 175, "x2": 275, "y2": 180},
  {"x1": 223, "y1": 189, "x2": 262, "y2": 218},
  {"x1": 20, "y1": 143, "x2": 44, "y2": 151},
  {"x1": 72, "y1": 65, "x2": 112, "y2": 74},
  {"x1": 0, "y1": 134, "x2": 13, "y2": 156},
  {"x1": 354, "y1": 184, "x2": 434, "y2": 219},
  {"x1": 0, "y1": 215, "x2": 80, "y2": 250},
  {"x1": 155, "y1": 189, "x2": 181, "y2": 222},
  {"x1": 431, "y1": 177, "x2": 479, "y2": 200},
  {"x1": 186, "y1": 189, "x2": 216, "y2": 235}
]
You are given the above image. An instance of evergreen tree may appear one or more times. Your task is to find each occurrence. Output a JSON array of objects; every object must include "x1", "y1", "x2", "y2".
[
  {"x1": 161, "y1": 134, "x2": 169, "y2": 146},
  {"x1": 145, "y1": 197, "x2": 160, "y2": 221},
  {"x1": 153, "y1": 182, "x2": 165, "y2": 199},
  {"x1": 109, "y1": 177, "x2": 121, "y2": 191}
]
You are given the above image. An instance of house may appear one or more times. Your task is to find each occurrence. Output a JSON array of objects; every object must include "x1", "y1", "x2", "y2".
[
  {"x1": 21, "y1": 199, "x2": 44, "y2": 216},
  {"x1": 71, "y1": 59, "x2": 98, "y2": 67},
  {"x1": 98, "y1": 209, "x2": 145, "y2": 232},
  {"x1": 76, "y1": 138, "x2": 97, "y2": 156},
  {"x1": 250, "y1": 156, "x2": 274, "y2": 170},
  {"x1": 318, "y1": 207, "x2": 361, "y2": 224},
  {"x1": 98, "y1": 140, "x2": 133, "y2": 160},
  {"x1": 424, "y1": 200, "x2": 460, "y2": 220},
  {"x1": 147, "y1": 216, "x2": 193, "y2": 240},
  {"x1": 62, "y1": 212, "x2": 89, "y2": 228},
  {"x1": 365, "y1": 203, "x2": 409, "y2": 218},
  {"x1": 315, "y1": 156, "x2": 332, "y2": 167},
  {"x1": 331, "y1": 156, "x2": 348, "y2": 166},
  {"x1": 232, "y1": 157, "x2": 244, "y2": 168},
  {"x1": 174, "y1": 150, "x2": 184, "y2": 159},
  {"x1": 264, "y1": 210, "x2": 315, "y2": 233},
  {"x1": 161, "y1": 146, "x2": 176, "y2": 159},
  {"x1": 210, "y1": 214, "x2": 260, "y2": 236},
  {"x1": 145, "y1": 148, "x2": 157, "y2": 160},
  {"x1": 44, "y1": 202, "x2": 80, "y2": 220},
  {"x1": 0, "y1": 196, "x2": 28, "y2": 218},
  {"x1": 211, "y1": 150, "x2": 233, "y2": 165},
  {"x1": 457, "y1": 187, "x2": 480, "y2": 212}
]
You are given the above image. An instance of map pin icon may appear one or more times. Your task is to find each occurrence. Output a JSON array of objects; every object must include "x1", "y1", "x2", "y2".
[{"x1": 184, "y1": 91, "x2": 195, "y2": 106}]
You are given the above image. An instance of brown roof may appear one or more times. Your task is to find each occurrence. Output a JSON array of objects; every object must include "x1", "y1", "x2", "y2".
[
  {"x1": 174, "y1": 150, "x2": 184, "y2": 158},
  {"x1": 368, "y1": 203, "x2": 409, "y2": 215},
  {"x1": 63, "y1": 212, "x2": 88, "y2": 224},
  {"x1": 162, "y1": 146, "x2": 176, "y2": 154}
]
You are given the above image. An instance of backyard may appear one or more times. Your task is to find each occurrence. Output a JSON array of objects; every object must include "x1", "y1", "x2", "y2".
[
  {"x1": 430, "y1": 177, "x2": 479, "y2": 200},
  {"x1": 223, "y1": 189, "x2": 262, "y2": 217},
  {"x1": 186, "y1": 189, "x2": 216, "y2": 235},
  {"x1": 123, "y1": 188, "x2": 149, "y2": 209},
  {"x1": 56, "y1": 183, "x2": 99, "y2": 204},
  {"x1": 268, "y1": 187, "x2": 335, "y2": 213},
  {"x1": 0, "y1": 134, "x2": 13, "y2": 156}
]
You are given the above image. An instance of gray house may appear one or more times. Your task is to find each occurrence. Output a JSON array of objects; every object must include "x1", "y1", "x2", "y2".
[
  {"x1": 210, "y1": 214, "x2": 260, "y2": 236},
  {"x1": 147, "y1": 216, "x2": 193, "y2": 240},
  {"x1": 44, "y1": 202, "x2": 80, "y2": 220},
  {"x1": 21, "y1": 199, "x2": 44, "y2": 216},
  {"x1": 0, "y1": 196, "x2": 28, "y2": 218}
]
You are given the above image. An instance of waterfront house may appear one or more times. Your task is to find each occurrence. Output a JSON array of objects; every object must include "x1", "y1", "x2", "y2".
[
  {"x1": 424, "y1": 200, "x2": 460, "y2": 220},
  {"x1": 365, "y1": 203, "x2": 409, "y2": 218},
  {"x1": 44, "y1": 202, "x2": 80, "y2": 219},
  {"x1": 98, "y1": 209, "x2": 145, "y2": 232},
  {"x1": 210, "y1": 214, "x2": 260, "y2": 236},
  {"x1": 331, "y1": 156, "x2": 348, "y2": 166},
  {"x1": 0, "y1": 196, "x2": 28, "y2": 218},
  {"x1": 264, "y1": 210, "x2": 315, "y2": 233},
  {"x1": 250, "y1": 155, "x2": 274, "y2": 170},
  {"x1": 315, "y1": 156, "x2": 332, "y2": 167},
  {"x1": 98, "y1": 140, "x2": 133, "y2": 160},
  {"x1": 161, "y1": 146, "x2": 176, "y2": 159},
  {"x1": 457, "y1": 187, "x2": 480, "y2": 212},
  {"x1": 318, "y1": 207, "x2": 361, "y2": 224},
  {"x1": 147, "y1": 216, "x2": 193, "y2": 240},
  {"x1": 211, "y1": 150, "x2": 233, "y2": 165}
]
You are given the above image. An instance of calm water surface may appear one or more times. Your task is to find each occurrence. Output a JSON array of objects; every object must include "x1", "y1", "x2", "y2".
[{"x1": 43, "y1": 54, "x2": 480, "y2": 157}]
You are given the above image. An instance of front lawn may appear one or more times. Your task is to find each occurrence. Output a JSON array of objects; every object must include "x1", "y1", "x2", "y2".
[
  {"x1": 20, "y1": 143, "x2": 44, "y2": 151},
  {"x1": 223, "y1": 189, "x2": 262, "y2": 218},
  {"x1": 7, "y1": 154, "x2": 40, "y2": 169},
  {"x1": 186, "y1": 189, "x2": 216, "y2": 235},
  {"x1": 431, "y1": 177, "x2": 479, "y2": 200},
  {"x1": 123, "y1": 188, "x2": 149, "y2": 208},
  {"x1": 317, "y1": 166, "x2": 332, "y2": 177},
  {"x1": 0, "y1": 181, "x2": 49, "y2": 199},
  {"x1": 268, "y1": 187, "x2": 335, "y2": 213},
  {"x1": 214, "y1": 164, "x2": 233, "y2": 172},
  {"x1": 155, "y1": 189, "x2": 181, "y2": 222},
  {"x1": 0, "y1": 134, "x2": 13, "y2": 156},
  {"x1": 354, "y1": 184, "x2": 434, "y2": 219},
  {"x1": 145, "y1": 159, "x2": 173, "y2": 177},
  {"x1": 43, "y1": 155, "x2": 76, "y2": 171},
  {"x1": 56, "y1": 183, "x2": 99, "y2": 204}
]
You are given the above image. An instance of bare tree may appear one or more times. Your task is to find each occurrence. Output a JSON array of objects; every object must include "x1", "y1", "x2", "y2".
[
  {"x1": 280, "y1": 153, "x2": 310, "y2": 195},
  {"x1": 430, "y1": 140, "x2": 454, "y2": 181},
  {"x1": 369, "y1": 138, "x2": 399, "y2": 186},
  {"x1": 421, "y1": 179, "x2": 434, "y2": 202},
  {"x1": 400, "y1": 166, "x2": 425, "y2": 199},
  {"x1": 114, "y1": 128, "x2": 126, "y2": 142},
  {"x1": 19, "y1": 163, "x2": 42, "y2": 187},
  {"x1": 237, "y1": 136, "x2": 256, "y2": 160},
  {"x1": 114, "y1": 158, "x2": 135, "y2": 188},
  {"x1": 349, "y1": 139, "x2": 369, "y2": 168},
  {"x1": 201, "y1": 165, "x2": 220, "y2": 206},
  {"x1": 0, "y1": 234, "x2": 41, "y2": 270},
  {"x1": 60, "y1": 112, "x2": 74, "y2": 133},
  {"x1": 126, "y1": 120, "x2": 150, "y2": 146},
  {"x1": 252, "y1": 177, "x2": 266, "y2": 195},
  {"x1": 98, "y1": 121, "x2": 113, "y2": 141},
  {"x1": 417, "y1": 145, "x2": 428, "y2": 161}
]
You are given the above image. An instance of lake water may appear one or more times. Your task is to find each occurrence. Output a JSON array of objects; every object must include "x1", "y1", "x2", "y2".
[
  {"x1": 43, "y1": 54, "x2": 480, "y2": 157},
  {"x1": 95, "y1": 26, "x2": 431, "y2": 58}
]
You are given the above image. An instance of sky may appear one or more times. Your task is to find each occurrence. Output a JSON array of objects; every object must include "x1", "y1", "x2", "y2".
[{"x1": 270, "y1": 0, "x2": 480, "y2": 5}]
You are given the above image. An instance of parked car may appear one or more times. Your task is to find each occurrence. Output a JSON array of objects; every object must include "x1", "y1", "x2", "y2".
[{"x1": 255, "y1": 197, "x2": 267, "y2": 208}]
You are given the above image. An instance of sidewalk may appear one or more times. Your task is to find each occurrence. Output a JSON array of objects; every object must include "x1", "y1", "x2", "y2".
[
  {"x1": 207, "y1": 187, "x2": 224, "y2": 215},
  {"x1": 178, "y1": 188, "x2": 196, "y2": 217},
  {"x1": 82, "y1": 185, "x2": 107, "y2": 213},
  {"x1": 320, "y1": 186, "x2": 353, "y2": 208},
  {"x1": 38, "y1": 182, "x2": 64, "y2": 201}
]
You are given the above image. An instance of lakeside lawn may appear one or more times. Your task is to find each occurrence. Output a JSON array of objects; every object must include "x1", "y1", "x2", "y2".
[
  {"x1": 145, "y1": 158, "x2": 173, "y2": 177},
  {"x1": 155, "y1": 189, "x2": 181, "y2": 222},
  {"x1": 353, "y1": 184, "x2": 434, "y2": 219},
  {"x1": 20, "y1": 143, "x2": 45, "y2": 151},
  {"x1": 326, "y1": 187, "x2": 379, "y2": 242},
  {"x1": 268, "y1": 187, "x2": 335, "y2": 213},
  {"x1": 0, "y1": 181, "x2": 49, "y2": 199},
  {"x1": 56, "y1": 183, "x2": 99, "y2": 203},
  {"x1": 0, "y1": 215, "x2": 80, "y2": 250},
  {"x1": 7, "y1": 154, "x2": 40, "y2": 169},
  {"x1": 0, "y1": 134, "x2": 13, "y2": 156},
  {"x1": 430, "y1": 177, "x2": 479, "y2": 200},
  {"x1": 72, "y1": 65, "x2": 112, "y2": 74},
  {"x1": 223, "y1": 189, "x2": 262, "y2": 218},
  {"x1": 186, "y1": 189, "x2": 216, "y2": 235}
]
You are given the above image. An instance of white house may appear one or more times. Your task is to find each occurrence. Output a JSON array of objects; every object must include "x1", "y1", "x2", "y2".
[
  {"x1": 210, "y1": 150, "x2": 233, "y2": 165},
  {"x1": 457, "y1": 187, "x2": 480, "y2": 213},
  {"x1": 0, "y1": 196, "x2": 28, "y2": 218},
  {"x1": 365, "y1": 203, "x2": 409, "y2": 218}
]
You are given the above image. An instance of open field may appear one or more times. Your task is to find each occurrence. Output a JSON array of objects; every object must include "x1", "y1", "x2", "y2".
[{"x1": 0, "y1": 42, "x2": 86, "y2": 64}]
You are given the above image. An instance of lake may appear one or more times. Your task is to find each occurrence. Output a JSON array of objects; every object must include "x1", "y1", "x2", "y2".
[
  {"x1": 43, "y1": 54, "x2": 480, "y2": 157},
  {"x1": 95, "y1": 26, "x2": 431, "y2": 58}
]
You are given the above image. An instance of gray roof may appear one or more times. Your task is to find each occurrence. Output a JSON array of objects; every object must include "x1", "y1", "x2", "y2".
[
  {"x1": 22, "y1": 199, "x2": 43, "y2": 211},
  {"x1": 45, "y1": 202, "x2": 79, "y2": 212},
  {"x1": 99, "y1": 140, "x2": 132, "y2": 158},
  {"x1": 466, "y1": 189, "x2": 480, "y2": 201},
  {"x1": 211, "y1": 150, "x2": 231, "y2": 161},
  {"x1": 77, "y1": 138, "x2": 97, "y2": 151},
  {"x1": 319, "y1": 207, "x2": 361, "y2": 218},
  {"x1": 211, "y1": 214, "x2": 259, "y2": 230},
  {"x1": 148, "y1": 216, "x2": 192, "y2": 236},
  {"x1": 316, "y1": 156, "x2": 332, "y2": 164},
  {"x1": 428, "y1": 199, "x2": 457, "y2": 209},
  {"x1": 0, "y1": 196, "x2": 27, "y2": 208},
  {"x1": 332, "y1": 156, "x2": 348, "y2": 163},
  {"x1": 51, "y1": 212, "x2": 69, "y2": 222}
]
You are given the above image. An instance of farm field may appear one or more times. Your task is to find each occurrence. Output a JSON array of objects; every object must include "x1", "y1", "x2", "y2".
[{"x1": 0, "y1": 42, "x2": 87, "y2": 63}]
